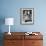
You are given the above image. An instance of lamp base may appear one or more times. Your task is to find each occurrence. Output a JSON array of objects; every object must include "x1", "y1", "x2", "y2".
[{"x1": 8, "y1": 32, "x2": 11, "y2": 35}]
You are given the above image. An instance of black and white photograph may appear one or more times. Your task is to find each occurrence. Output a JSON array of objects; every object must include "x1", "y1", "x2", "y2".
[{"x1": 20, "y1": 8, "x2": 34, "y2": 24}]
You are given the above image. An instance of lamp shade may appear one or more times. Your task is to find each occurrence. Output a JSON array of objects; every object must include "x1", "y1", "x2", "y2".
[{"x1": 5, "y1": 18, "x2": 14, "y2": 25}]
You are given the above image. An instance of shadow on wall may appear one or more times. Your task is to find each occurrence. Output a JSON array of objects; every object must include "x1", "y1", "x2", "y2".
[{"x1": 0, "y1": 16, "x2": 5, "y2": 46}]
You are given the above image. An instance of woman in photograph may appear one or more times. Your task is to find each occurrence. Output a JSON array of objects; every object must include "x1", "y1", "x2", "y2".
[{"x1": 23, "y1": 10, "x2": 32, "y2": 22}]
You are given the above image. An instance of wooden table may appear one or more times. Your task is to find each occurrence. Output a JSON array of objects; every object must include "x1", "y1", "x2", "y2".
[{"x1": 4, "y1": 32, "x2": 43, "y2": 46}]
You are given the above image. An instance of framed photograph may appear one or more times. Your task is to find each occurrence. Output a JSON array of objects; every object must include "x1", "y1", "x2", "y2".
[{"x1": 20, "y1": 8, "x2": 34, "y2": 24}]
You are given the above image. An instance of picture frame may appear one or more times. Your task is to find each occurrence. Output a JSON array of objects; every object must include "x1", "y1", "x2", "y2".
[{"x1": 20, "y1": 8, "x2": 34, "y2": 25}]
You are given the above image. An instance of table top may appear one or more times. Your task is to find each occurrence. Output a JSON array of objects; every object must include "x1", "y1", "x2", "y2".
[{"x1": 4, "y1": 32, "x2": 43, "y2": 40}]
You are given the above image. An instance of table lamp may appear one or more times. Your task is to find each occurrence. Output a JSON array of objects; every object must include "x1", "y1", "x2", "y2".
[{"x1": 5, "y1": 18, "x2": 14, "y2": 35}]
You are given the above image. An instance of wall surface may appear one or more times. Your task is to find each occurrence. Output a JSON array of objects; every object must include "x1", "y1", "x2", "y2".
[
  {"x1": 0, "y1": 0, "x2": 46, "y2": 32},
  {"x1": 0, "y1": 0, "x2": 46, "y2": 46}
]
